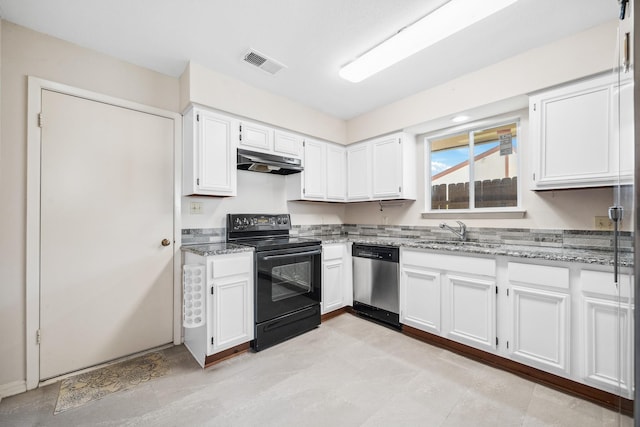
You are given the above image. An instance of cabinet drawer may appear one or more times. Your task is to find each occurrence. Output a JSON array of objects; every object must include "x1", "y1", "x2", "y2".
[
  {"x1": 209, "y1": 254, "x2": 251, "y2": 279},
  {"x1": 323, "y1": 244, "x2": 344, "y2": 261},
  {"x1": 402, "y1": 250, "x2": 495, "y2": 276},
  {"x1": 581, "y1": 269, "x2": 631, "y2": 298},
  {"x1": 508, "y1": 262, "x2": 569, "y2": 289}
]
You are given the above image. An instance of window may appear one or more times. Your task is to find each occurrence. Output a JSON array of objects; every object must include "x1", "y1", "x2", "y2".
[{"x1": 427, "y1": 120, "x2": 519, "y2": 212}]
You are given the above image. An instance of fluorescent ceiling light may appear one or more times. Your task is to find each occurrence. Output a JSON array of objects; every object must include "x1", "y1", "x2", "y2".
[{"x1": 339, "y1": 0, "x2": 519, "y2": 83}]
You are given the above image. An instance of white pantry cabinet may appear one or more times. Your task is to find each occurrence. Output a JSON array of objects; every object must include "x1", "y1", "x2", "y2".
[
  {"x1": 507, "y1": 262, "x2": 570, "y2": 377},
  {"x1": 183, "y1": 106, "x2": 237, "y2": 196},
  {"x1": 579, "y1": 269, "x2": 633, "y2": 398},
  {"x1": 347, "y1": 132, "x2": 416, "y2": 201},
  {"x1": 400, "y1": 249, "x2": 496, "y2": 352},
  {"x1": 321, "y1": 243, "x2": 352, "y2": 314},
  {"x1": 287, "y1": 139, "x2": 346, "y2": 202},
  {"x1": 529, "y1": 73, "x2": 634, "y2": 189},
  {"x1": 183, "y1": 251, "x2": 254, "y2": 367}
]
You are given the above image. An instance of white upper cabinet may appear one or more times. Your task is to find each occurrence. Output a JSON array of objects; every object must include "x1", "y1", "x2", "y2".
[
  {"x1": 372, "y1": 135, "x2": 403, "y2": 198},
  {"x1": 274, "y1": 130, "x2": 303, "y2": 157},
  {"x1": 238, "y1": 120, "x2": 303, "y2": 159},
  {"x1": 301, "y1": 139, "x2": 326, "y2": 200},
  {"x1": 347, "y1": 132, "x2": 416, "y2": 201},
  {"x1": 238, "y1": 120, "x2": 272, "y2": 152},
  {"x1": 347, "y1": 142, "x2": 371, "y2": 200},
  {"x1": 287, "y1": 139, "x2": 346, "y2": 202},
  {"x1": 530, "y1": 73, "x2": 634, "y2": 189},
  {"x1": 326, "y1": 143, "x2": 347, "y2": 201},
  {"x1": 183, "y1": 106, "x2": 237, "y2": 197}
]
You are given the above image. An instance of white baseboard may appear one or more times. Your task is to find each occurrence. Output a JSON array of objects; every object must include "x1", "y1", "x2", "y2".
[{"x1": 0, "y1": 380, "x2": 27, "y2": 400}]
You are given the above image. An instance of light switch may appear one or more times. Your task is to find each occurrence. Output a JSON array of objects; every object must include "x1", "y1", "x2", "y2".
[{"x1": 190, "y1": 202, "x2": 203, "y2": 215}]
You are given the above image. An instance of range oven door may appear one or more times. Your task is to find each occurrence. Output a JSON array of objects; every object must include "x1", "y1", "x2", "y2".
[{"x1": 255, "y1": 246, "x2": 321, "y2": 323}]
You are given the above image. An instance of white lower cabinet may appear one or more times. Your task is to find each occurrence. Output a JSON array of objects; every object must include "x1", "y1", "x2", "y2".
[
  {"x1": 183, "y1": 251, "x2": 254, "y2": 367},
  {"x1": 400, "y1": 249, "x2": 496, "y2": 352},
  {"x1": 400, "y1": 265, "x2": 441, "y2": 334},
  {"x1": 399, "y1": 250, "x2": 632, "y2": 398},
  {"x1": 579, "y1": 269, "x2": 633, "y2": 398},
  {"x1": 446, "y1": 274, "x2": 496, "y2": 352},
  {"x1": 507, "y1": 262, "x2": 570, "y2": 376},
  {"x1": 321, "y1": 243, "x2": 352, "y2": 315}
]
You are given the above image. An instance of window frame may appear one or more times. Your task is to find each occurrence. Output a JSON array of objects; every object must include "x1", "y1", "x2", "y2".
[{"x1": 423, "y1": 115, "x2": 524, "y2": 218}]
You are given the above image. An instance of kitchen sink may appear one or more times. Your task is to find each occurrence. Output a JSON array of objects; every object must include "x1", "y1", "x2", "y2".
[{"x1": 415, "y1": 240, "x2": 500, "y2": 248}]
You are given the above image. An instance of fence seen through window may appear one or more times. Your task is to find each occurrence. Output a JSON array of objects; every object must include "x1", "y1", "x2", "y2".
[{"x1": 429, "y1": 121, "x2": 518, "y2": 210}]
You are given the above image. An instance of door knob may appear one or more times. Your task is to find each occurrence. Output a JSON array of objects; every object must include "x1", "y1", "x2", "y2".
[{"x1": 161, "y1": 238, "x2": 171, "y2": 247}]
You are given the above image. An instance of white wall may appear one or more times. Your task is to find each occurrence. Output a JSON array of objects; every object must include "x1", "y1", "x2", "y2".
[
  {"x1": 181, "y1": 171, "x2": 346, "y2": 230},
  {"x1": 343, "y1": 21, "x2": 620, "y2": 230},
  {"x1": 347, "y1": 20, "x2": 618, "y2": 143},
  {"x1": 0, "y1": 21, "x2": 180, "y2": 393},
  {"x1": 181, "y1": 62, "x2": 347, "y2": 145},
  {"x1": 344, "y1": 111, "x2": 615, "y2": 230}
]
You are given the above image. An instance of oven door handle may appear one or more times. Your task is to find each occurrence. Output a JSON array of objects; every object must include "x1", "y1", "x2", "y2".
[{"x1": 261, "y1": 249, "x2": 322, "y2": 261}]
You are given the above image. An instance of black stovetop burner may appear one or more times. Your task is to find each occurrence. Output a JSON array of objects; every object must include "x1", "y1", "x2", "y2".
[
  {"x1": 235, "y1": 237, "x2": 321, "y2": 251},
  {"x1": 226, "y1": 214, "x2": 320, "y2": 251}
]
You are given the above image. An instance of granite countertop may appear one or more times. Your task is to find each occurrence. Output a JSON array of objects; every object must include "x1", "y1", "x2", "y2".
[
  {"x1": 315, "y1": 235, "x2": 632, "y2": 267},
  {"x1": 181, "y1": 242, "x2": 254, "y2": 257}
]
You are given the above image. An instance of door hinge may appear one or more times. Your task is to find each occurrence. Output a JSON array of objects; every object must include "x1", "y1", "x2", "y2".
[
  {"x1": 211, "y1": 336, "x2": 214, "y2": 345},
  {"x1": 197, "y1": 178, "x2": 200, "y2": 186},
  {"x1": 533, "y1": 103, "x2": 537, "y2": 112},
  {"x1": 38, "y1": 113, "x2": 44, "y2": 128},
  {"x1": 496, "y1": 337, "x2": 499, "y2": 347},
  {"x1": 303, "y1": 140, "x2": 306, "y2": 147},
  {"x1": 36, "y1": 329, "x2": 41, "y2": 345},
  {"x1": 507, "y1": 288, "x2": 510, "y2": 297},
  {"x1": 495, "y1": 286, "x2": 498, "y2": 295},
  {"x1": 399, "y1": 186, "x2": 402, "y2": 193},
  {"x1": 303, "y1": 188, "x2": 306, "y2": 195},
  {"x1": 239, "y1": 124, "x2": 243, "y2": 141},
  {"x1": 506, "y1": 341, "x2": 509, "y2": 349},
  {"x1": 210, "y1": 287, "x2": 214, "y2": 295},
  {"x1": 196, "y1": 113, "x2": 199, "y2": 122},
  {"x1": 532, "y1": 173, "x2": 536, "y2": 181},
  {"x1": 398, "y1": 138, "x2": 401, "y2": 144}
]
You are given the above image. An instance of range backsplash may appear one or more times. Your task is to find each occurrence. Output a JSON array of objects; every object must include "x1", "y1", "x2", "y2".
[{"x1": 182, "y1": 224, "x2": 633, "y2": 253}]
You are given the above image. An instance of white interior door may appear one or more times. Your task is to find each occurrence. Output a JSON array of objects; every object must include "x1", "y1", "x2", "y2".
[{"x1": 39, "y1": 90, "x2": 174, "y2": 380}]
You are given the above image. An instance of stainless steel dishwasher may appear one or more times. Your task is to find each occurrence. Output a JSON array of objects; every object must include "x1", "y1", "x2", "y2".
[{"x1": 352, "y1": 244, "x2": 400, "y2": 329}]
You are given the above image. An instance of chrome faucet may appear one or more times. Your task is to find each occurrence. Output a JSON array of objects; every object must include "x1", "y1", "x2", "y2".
[{"x1": 439, "y1": 221, "x2": 467, "y2": 241}]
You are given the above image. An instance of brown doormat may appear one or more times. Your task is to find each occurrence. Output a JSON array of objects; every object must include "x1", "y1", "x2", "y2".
[{"x1": 54, "y1": 352, "x2": 169, "y2": 414}]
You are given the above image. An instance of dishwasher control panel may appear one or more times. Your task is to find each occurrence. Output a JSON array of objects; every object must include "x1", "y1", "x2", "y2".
[{"x1": 352, "y1": 244, "x2": 399, "y2": 262}]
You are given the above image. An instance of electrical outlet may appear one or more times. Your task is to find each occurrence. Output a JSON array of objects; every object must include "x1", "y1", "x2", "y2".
[
  {"x1": 594, "y1": 216, "x2": 613, "y2": 231},
  {"x1": 190, "y1": 202, "x2": 203, "y2": 215}
]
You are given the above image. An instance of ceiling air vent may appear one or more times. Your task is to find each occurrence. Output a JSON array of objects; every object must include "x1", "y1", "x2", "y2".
[{"x1": 242, "y1": 49, "x2": 286, "y2": 75}]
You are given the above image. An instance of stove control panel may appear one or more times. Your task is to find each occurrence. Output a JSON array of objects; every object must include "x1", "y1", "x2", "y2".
[{"x1": 228, "y1": 214, "x2": 290, "y2": 232}]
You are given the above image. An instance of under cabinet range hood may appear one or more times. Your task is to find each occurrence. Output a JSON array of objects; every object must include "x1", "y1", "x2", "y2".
[{"x1": 237, "y1": 148, "x2": 303, "y2": 175}]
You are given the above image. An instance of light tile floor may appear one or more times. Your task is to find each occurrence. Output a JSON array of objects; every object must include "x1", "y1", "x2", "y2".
[{"x1": 0, "y1": 314, "x2": 634, "y2": 426}]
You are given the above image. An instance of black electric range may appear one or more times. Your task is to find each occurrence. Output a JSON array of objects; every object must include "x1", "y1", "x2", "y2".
[{"x1": 227, "y1": 214, "x2": 322, "y2": 351}]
